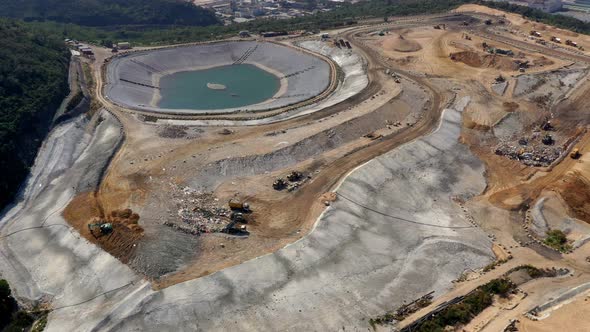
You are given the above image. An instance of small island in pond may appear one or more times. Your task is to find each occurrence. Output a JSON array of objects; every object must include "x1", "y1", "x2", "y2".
[{"x1": 207, "y1": 82, "x2": 227, "y2": 90}]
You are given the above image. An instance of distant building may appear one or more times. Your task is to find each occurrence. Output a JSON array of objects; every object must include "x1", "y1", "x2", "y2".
[
  {"x1": 80, "y1": 47, "x2": 94, "y2": 56},
  {"x1": 117, "y1": 42, "x2": 131, "y2": 50},
  {"x1": 526, "y1": 0, "x2": 563, "y2": 12}
]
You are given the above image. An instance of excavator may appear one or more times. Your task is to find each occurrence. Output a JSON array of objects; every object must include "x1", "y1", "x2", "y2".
[{"x1": 88, "y1": 222, "x2": 113, "y2": 237}]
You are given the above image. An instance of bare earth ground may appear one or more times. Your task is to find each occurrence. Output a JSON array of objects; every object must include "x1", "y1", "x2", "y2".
[{"x1": 2, "y1": 4, "x2": 590, "y2": 331}]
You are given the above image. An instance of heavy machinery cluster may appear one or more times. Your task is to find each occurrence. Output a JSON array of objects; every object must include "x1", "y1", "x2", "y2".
[{"x1": 273, "y1": 170, "x2": 307, "y2": 191}]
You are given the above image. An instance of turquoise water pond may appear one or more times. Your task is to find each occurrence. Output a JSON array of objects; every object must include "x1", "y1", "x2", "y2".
[{"x1": 158, "y1": 64, "x2": 280, "y2": 110}]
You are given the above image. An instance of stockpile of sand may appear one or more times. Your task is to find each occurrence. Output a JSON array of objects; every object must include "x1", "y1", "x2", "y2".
[
  {"x1": 382, "y1": 34, "x2": 422, "y2": 53},
  {"x1": 450, "y1": 51, "x2": 519, "y2": 71}
]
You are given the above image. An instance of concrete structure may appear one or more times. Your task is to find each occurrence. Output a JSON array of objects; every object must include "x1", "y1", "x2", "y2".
[
  {"x1": 527, "y1": 0, "x2": 563, "y2": 12},
  {"x1": 105, "y1": 41, "x2": 331, "y2": 115}
]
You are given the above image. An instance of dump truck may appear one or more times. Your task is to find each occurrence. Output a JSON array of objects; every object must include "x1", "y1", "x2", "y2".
[
  {"x1": 566, "y1": 40, "x2": 578, "y2": 47},
  {"x1": 550, "y1": 36, "x2": 561, "y2": 43},
  {"x1": 570, "y1": 148, "x2": 581, "y2": 159},
  {"x1": 228, "y1": 199, "x2": 250, "y2": 211}
]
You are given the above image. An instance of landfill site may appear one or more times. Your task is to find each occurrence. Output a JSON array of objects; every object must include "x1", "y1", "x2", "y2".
[{"x1": 3, "y1": 3, "x2": 590, "y2": 331}]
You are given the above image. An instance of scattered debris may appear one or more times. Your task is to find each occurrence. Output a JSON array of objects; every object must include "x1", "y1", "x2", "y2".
[{"x1": 164, "y1": 185, "x2": 231, "y2": 235}]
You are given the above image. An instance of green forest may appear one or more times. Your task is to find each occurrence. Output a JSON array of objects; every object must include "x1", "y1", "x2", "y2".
[
  {"x1": 0, "y1": 19, "x2": 70, "y2": 209},
  {"x1": 20, "y1": 0, "x2": 590, "y2": 47},
  {"x1": 0, "y1": 0, "x2": 219, "y2": 26}
]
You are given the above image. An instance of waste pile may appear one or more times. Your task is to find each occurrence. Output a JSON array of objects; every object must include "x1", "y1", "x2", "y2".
[
  {"x1": 165, "y1": 185, "x2": 231, "y2": 235},
  {"x1": 495, "y1": 138, "x2": 562, "y2": 167}
]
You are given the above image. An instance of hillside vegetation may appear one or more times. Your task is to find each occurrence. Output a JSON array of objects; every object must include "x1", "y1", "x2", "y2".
[
  {"x1": 0, "y1": 19, "x2": 70, "y2": 209},
  {"x1": 0, "y1": 0, "x2": 219, "y2": 26},
  {"x1": 22, "y1": 0, "x2": 590, "y2": 47}
]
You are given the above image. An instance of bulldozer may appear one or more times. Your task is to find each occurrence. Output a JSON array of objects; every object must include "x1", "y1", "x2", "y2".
[
  {"x1": 273, "y1": 178, "x2": 287, "y2": 190},
  {"x1": 542, "y1": 134, "x2": 554, "y2": 145},
  {"x1": 287, "y1": 171, "x2": 303, "y2": 182},
  {"x1": 88, "y1": 222, "x2": 113, "y2": 237}
]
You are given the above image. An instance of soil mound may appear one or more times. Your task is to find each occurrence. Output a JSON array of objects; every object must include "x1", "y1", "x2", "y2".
[
  {"x1": 450, "y1": 51, "x2": 519, "y2": 71},
  {"x1": 382, "y1": 34, "x2": 422, "y2": 53}
]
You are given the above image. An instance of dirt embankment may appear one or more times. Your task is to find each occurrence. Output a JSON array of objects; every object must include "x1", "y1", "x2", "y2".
[
  {"x1": 554, "y1": 172, "x2": 590, "y2": 223},
  {"x1": 382, "y1": 34, "x2": 422, "y2": 53},
  {"x1": 63, "y1": 192, "x2": 144, "y2": 264},
  {"x1": 450, "y1": 51, "x2": 519, "y2": 71}
]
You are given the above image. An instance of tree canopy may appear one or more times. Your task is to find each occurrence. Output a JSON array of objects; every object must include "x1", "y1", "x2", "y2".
[
  {"x1": 0, "y1": 19, "x2": 70, "y2": 209},
  {"x1": 0, "y1": 0, "x2": 219, "y2": 26}
]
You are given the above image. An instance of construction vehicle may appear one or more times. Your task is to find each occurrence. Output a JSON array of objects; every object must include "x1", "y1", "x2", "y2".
[
  {"x1": 541, "y1": 119, "x2": 553, "y2": 131},
  {"x1": 231, "y1": 212, "x2": 246, "y2": 223},
  {"x1": 570, "y1": 148, "x2": 581, "y2": 159},
  {"x1": 433, "y1": 24, "x2": 442, "y2": 30},
  {"x1": 566, "y1": 40, "x2": 578, "y2": 47},
  {"x1": 461, "y1": 21, "x2": 469, "y2": 26},
  {"x1": 228, "y1": 199, "x2": 250, "y2": 211},
  {"x1": 536, "y1": 39, "x2": 547, "y2": 45},
  {"x1": 223, "y1": 211, "x2": 249, "y2": 235},
  {"x1": 88, "y1": 222, "x2": 113, "y2": 236},
  {"x1": 542, "y1": 134, "x2": 554, "y2": 145},
  {"x1": 530, "y1": 30, "x2": 541, "y2": 37},
  {"x1": 223, "y1": 219, "x2": 249, "y2": 235},
  {"x1": 287, "y1": 171, "x2": 303, "y2": 182},
  {"x1": 550, "y1": 36, "x2": 561, "y2": 43},
  {"x1": 364, "y1": 132, "x2": 383, "y2": 140},
  {"x1": 344, "y1": 41, "x2": 352, "y2": 49},
  {"x1": 273, "y1": 178, "x2": 287, "y2": 190},
  {"x1": 485, "y1": 19, "x2": 493, "y2": 25}
]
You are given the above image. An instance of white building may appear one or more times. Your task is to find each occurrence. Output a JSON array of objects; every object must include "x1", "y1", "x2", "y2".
[{"x1": 527, "y1": 0, "x2": 563, "y2": 13}]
